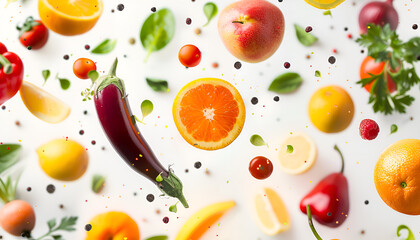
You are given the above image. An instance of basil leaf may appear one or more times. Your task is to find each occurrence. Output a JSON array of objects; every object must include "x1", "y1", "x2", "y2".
[
  {"x1": 315, "y1": 70, "x2": 321, "y2": 78},
  {"x1": 91, "y1": 174, "x2": 105, "y2": 193},
  {"x1": 323, "y1": 10, "x2": 332, "y2": 16},
  {"x1": 145, "y1": 236, "x2": 168, "y2": 240},
  {"x1": 250, "y1": 134, "x2": 267, "y2": 147},
  {"x1": 140, "y1": 9, "x2": 175, "y2": 61},
  {"x1": 397, "y1": 225, "x2": 415, "y2": 240},
  {"x1": 169, "y1": 203, "x2": 178, "y2": 213},
  {"x1": 88, "y1": 70, "x2": 99, "y2": 82},
  {"x1": 42, "y1": 69, "x2": 50, "y2": 85},
  {"x1": 0, "y1": 144, "x2": 21, "y2": 174},
  {"x1": 58, "y1": 78, "x2": 71, "y2": 90},
  {"x1": 141, "y1": 100, "x2": 154, "y2": 121},
  {"x1": 203, "y1": 2, "x2": 218, "y2": 27},
  {"x1": 294, "y1": 24, "x2": 318, "y2": 47},
  {"x1": 146, "y1": 78, "x2": 169, "y2": 92},
  {"x1": 286, "y1": 145, "x2": 294, "y2": 153},
  {"x1": 390, "y1": 124, "x2": 398, "y2": 134},
  {"x1": 91, "y1": 39, "x2": 117, "y2": 54},
  {"x1": 268, "y1": 72, "x2": 303, "y2": 94}
]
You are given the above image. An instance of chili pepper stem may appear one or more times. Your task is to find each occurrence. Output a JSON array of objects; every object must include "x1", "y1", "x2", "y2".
[
  {"x1": 0, "y1": 54, "x2": 12, "y2": 74},
  {"x1": 307, "y1": 205, "x2": 323, "y2": 240},
  {"x1": 334, "y1": 145, "x2": 345, "y2": 174}
]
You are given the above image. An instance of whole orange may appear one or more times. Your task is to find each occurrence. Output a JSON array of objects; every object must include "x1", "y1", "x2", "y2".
[
  {"x1": 85, "y1": 211, "x2": 140, "y2": 240},
  {"x1": 374, "y1": 139, "x2": 420, "y2": 215}
]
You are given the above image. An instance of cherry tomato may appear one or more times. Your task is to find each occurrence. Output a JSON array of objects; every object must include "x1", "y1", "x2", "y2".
[
  {"x1": 17, "y1": 17, "x2": 49, "y2": 50},
  {"x1": 360, "y1": 56, "x2": 398, "y2": 93},
  {"x1": 178, "y1": 44, "x2": 201, "y2": 67},
  {"x1": 73, "y1": 58, "x2": 97, "y2": 79},
  {"x1": 0, "y1": 200, "x2": 35, "y2": 236},
  {"x1": 249, "y1": 156, "x2": 273, "y2": 180}
]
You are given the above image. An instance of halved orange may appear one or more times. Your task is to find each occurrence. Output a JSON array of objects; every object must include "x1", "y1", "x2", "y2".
[
  {"x1": 38, "y1": 0, "x2": 103, "y2": 36},
  {"x1": 173, "y1": 78, "x2": 246, "y2": 150}
]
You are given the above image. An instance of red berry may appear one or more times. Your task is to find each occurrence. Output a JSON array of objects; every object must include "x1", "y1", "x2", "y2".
[
  {"x1": 249, "y1": 156, "x2": 273, "y2": 180},
  {"x1": 359, "y1": 119, "x2": 380, "y2": 140}
]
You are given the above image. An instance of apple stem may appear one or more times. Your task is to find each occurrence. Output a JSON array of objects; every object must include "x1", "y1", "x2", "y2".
[
  {"x1": 232, "y1": 21, "x2": 244, "y2": 24},
  {"x1": 307, "y1": 205, "x2": 323, "y2": 240},
  {"x1": 334, "y1": 145, "x2": 345, "y2": 174}
]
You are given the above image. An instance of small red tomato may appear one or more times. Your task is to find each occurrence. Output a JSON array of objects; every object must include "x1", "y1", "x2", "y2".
[
  {"x1": 178, "y1": 44, "x2": 201, "y2": 67},
  {"x1": 17, "y1": 17, "x2": 49, "y2": 50},
  {"x1": 360, "y1": 56, "x2": 398, "y2": 93},
  {"x1": 73, "y1": 58, "x2": 97, "y2": 79},
  {"x1": 0, "y1": 200, "x2": 35, "y2": 236},
  {"x1": 249, "y1": 156, "x2": 273, "y2": 180}
]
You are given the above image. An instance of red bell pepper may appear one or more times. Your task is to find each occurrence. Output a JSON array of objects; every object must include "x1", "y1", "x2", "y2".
[{"x1": 0, "y1": 42, "x2": 24, "y2": 106}]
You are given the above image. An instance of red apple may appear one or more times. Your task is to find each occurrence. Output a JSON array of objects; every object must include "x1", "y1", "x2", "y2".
[{"x1": 218, "y1": 0, "x2": 285, "y2": 63}]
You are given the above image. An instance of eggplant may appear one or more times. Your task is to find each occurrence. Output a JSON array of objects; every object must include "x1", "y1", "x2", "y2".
[{"x1": 93, "y1": 59, "x2": 188, "y2": 208}]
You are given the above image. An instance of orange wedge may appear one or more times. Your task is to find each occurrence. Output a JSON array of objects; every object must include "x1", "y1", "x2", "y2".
[
  {"x1": 254, "y1": 188, "x2": 291, "y2": 235},
  {"x1": 305, "y1": 0, "x2": 345, "y2": 9},
  {"x1": 175, "y1": 201, "x2": 235, "y2": 240},
  {"x1": 38, "y1": 0, "x2": 103, "y2": 36},
  {"x1": 173, "y1": 78, "x2": 246, "y2": 150},
  {"x1": 20, "y1": 81, "x2": 70, "y2": 124}
]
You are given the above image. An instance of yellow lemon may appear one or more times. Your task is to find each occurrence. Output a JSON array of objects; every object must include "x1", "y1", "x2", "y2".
[
  {"x1": 305, "y1": 0, "x2": 346, "y2": 9},
  {"x1": 37, "y1": 139, "x2": 88, "y2": 181},
  {"x1": 20, "y1": 81, "x2": 70, "y2": 124},
  {"x1": 38, "y1": 0, "x2": 103, "y2": 36},
  {"x1": 254, "y1": 188, "x2": 290, "y2": 235},
  {"x1": 308, "y1": 85, "x2": 354, "y2": 133},
  {"x1": 278, "y1": 133, "x2": 317, "y2": 175}
]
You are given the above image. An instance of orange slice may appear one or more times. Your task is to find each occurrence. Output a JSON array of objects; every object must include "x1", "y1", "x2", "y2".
[
  {"x1": 20, "y1": 81, "x2": 70, "y2": 124},
  {"x1": 38, "y1": 0, "x2": 103, "y2": 36},
  {"x1": 305, "y1": 0, "x2": 345, "y2": 9},
  {"x1": 173, "y1": 78, "x2": 246, "y2": 150}
]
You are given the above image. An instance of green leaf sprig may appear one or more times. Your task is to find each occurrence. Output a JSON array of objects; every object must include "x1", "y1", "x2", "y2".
[
  {"x1": 91, "y1": 174, "x2": 105, "y2": 193},
  {"x1": 294, "y1": 24, "x2": 318, "y2": 47},
  {"x1": 315, "y1": 70, "x2": 321, "y2": 78},
  {"x1": 390, "y1": 124, "x2": 398, "y2": 134},
  {"x1": 42, "y1": 70, "x2": 50, "y2": 85},
  {"x1": 169, "y1": 202, "x2": 178, "y2": 213},
  {"x1": 31, "y1": 216, "x2": 78, "y2": 240},
  {"x1": 140, "y1": 9, "x2": 175, "y2": 62},
  {"x1": 55, "y1": 74, "x2": 70, "y2": 90},
  {"x1": 91, "y1": 39, "x2": 117, "y2": 54},
  {"x1": 146, "y1": 78, "x2": 169, "y2": 92},
  {"x1": 356, "y1": 24, "x2": 420, "y2": 114},
  {"x1": 396, "y1": 225, "x2": 415, "y2": 240},
  {"x1": 250, "y1": 134, "x2": 268, "y2": 147},
  {"x1": 0, "y1": 144, "x2": 21, "y2": 174},
  {"x1": 0, "y1": 176, "x2": 19, "y2": 203},
  {"x1": 134, "y1": 100, "x2": 154, "y2": 124},
  {"x1": 268, "y1": 72, "x2": 303, "y2": 93},
  {"x1": 323, "y1": 10, "x2": 332, "y2": 17},
  {"x1": 203, "y1": 2, "x2": 218, "y2": 27}
]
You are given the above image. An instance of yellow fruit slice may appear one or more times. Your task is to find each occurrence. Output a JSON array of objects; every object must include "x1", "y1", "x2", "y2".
[
  {"x1": 173, "y1": 78, "x2": 246, "y2": 150},
  {"x1": 254, "y1": 188, "x2": 290, "y2": 236},
  {"x1": 175, "y1": 201, "x2": 235, "y2": 240},
  {"x1": 20, "y1": 81, "x2": 70, "y2": 124},
  {"x1": 38, "y1": 0, "x2": 103, "y2": 36},
  {"x1": 278, "y1": 133, "x2": 317, "y2": 175},
  {"x1": 305, "y1": 0, "x2": 346, "y2": 9},
  {"x1": 37, "y1": 139, "x2": 88, "y2": 181}
]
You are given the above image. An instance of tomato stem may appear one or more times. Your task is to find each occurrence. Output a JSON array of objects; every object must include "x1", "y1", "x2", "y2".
[
  {"x1": 232, "y1": 21, "x2": 244, "y2": 24},
  {"x1": 0, "y1": 54, "x2": 12, "y2": 74},
  {"x1": 334, "y1": 145, "x2": 345, "y2": 174},
  {"x1": 307, "y1": 205, "x2": 323, "y2": 240}
]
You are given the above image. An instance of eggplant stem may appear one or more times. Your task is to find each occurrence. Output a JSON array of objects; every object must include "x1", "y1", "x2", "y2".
[
  {"x1": 307, "y1": 205, "x2": 323, "y2": 240},
  {"x1": 159, "y1": 172, "x2": 189, "y2": 208},
  {"x1": 109, "y1": 58, "x2": 118, "y2": 76},
  {"x1": 334, "y1": 145, "x2": 345, "y2": 174}
]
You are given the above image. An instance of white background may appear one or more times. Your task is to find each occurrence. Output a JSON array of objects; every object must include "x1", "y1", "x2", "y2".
[{"x1": 1, "y1": 0, "x2": 420, "y2": 239}]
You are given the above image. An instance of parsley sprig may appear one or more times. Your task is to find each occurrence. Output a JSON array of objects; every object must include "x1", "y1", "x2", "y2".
[
  {"x1": 30, "y1": 216, "x2": 78, "y2": 240},
  {"x1": 356, "y1": 24, "x2": 420, "y2": 114}
]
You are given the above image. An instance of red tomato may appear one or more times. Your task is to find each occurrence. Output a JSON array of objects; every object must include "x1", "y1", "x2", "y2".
[
  {"x1": 249, "y1": 156, "x2": 273, "y2": 180},
  {"x1": 178, "y1": 44, "x2": 201, "y2": 67},
  {"x1": 0, "y1": 43, "x2": 7, "y2": 53},
  {"x1": 73, "y1": 58, "x2": 97, "y2": 79},
  {"x1": 360, "y1": 56, "x2": 397, "y2": 93},
  {"x1": 17, "y1": 17, "x2": 49, "y2": 50},
  {"x1": 0, "y1": 200, "x2": 35, "y2": 236}
]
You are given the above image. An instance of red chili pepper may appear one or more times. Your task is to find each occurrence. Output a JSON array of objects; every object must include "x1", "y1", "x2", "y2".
[
  {"x1": 0, "y1": 42, "x2": 24, "y2": 106},
  {"x1": 300, "y1": 145, "x2": 349, "y2": 228}
]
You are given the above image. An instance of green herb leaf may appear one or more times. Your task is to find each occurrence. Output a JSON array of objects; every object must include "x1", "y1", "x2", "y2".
[
  {"x1": 0, "y1": 144, "x2": 21, "y2": 175},
  {"x1": 250, "y1": 134, "x2": 267, "y2": 147},
  {"x1": 144, "y1": 236, "x2": 168, "y2": 240},
  {"x1": 268, "y1": 72, "x2": 303, "y2": 94},
  {"x1": 390, "y1": 124, "x2": 398, "y2": 134},
  {"x1": 55, "y1": 74, "x2": 70, "y2": 90},
  {"x1": 88, "y1": 70, "x2": 99, "y2": 82},
  {"x1": 203, "y1": 2, "x2": 218, "y2": 27},
  {"x1": 140, "y1": 9, "x2": 175, "y2": 61},
  {"x1": 156, "y1": 173, "x2": 163, "y2": 182},
  {"x1": 146, "y1": 78, "x2": 169, "y2": 92},
  {"x1": 141, "y1": 100, "x2": 154, "y2": 121},
  {"x1": 169, "y1": 202, "x2": 178, "y2": 213},
  {"x1": 42, "y1": 69, "x2": 50, "y2": 85},
  {"x1": 91, "y1": 174, "x2": 105, "y2": 193},
  {"x1": 294, "y1": 24, "x2": 318, "y2": 47},
  {"x1": 323, "y1": 10, "x2": 332, "y2": 16},
  {"x1": 315, "y1": 70, "x2": 321, "y2": 78},
  {"x1": 47, "y1": 219, "x2": 57, "y2": 230},
  {"x1": 397, "y1": 225, "x2": 415, "y2": 240},
  {"x1": 91, "y1": 39, "x2": 117, "y2": 54},
  {"x1": 34, "y1": 216, "x2": 77, "y2": 240},
  {"x1": 286, "y1": 145, "x2": 294, "y2": 153}
]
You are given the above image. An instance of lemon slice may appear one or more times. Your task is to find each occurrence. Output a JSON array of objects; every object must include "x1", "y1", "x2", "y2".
[
  {"x1": 305, "y1": 0, "x2": 345, "y2": 9},
  {"x1": 254, "y1": 188, "x2": 290, "y2": 235},
  {"x1": 175, "y1": 201, "x2": 235, "y2": 240},
  {"x1": 20, "y1": 81, "x2": 71, "y2": 124},
  {"x1": 278, "y1": 133, "x2": 317, "y2": 175}
]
